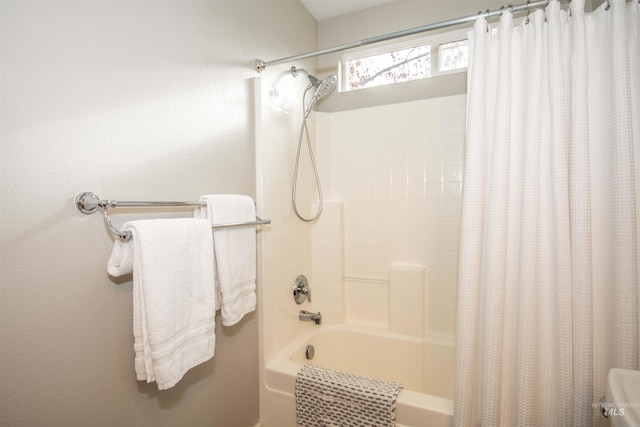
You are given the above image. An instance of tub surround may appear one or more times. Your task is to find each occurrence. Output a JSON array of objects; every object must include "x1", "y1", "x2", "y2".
[
  {"x1": 389, "y1": 266, "x2": 425, "y2": 337},
  {"x1": 319, "y1": 96, "x2": 465, "y2": 339},
  {"x1": 310, "y1": 202, "x2": 345, "y2": 325},
  {"x1": 256, "y1": 85, "x2": 462, "y2": 425}
]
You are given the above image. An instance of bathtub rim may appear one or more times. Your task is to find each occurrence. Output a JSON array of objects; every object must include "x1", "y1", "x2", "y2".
[{"x1": 264, "y1": 323, "x2": 454, "y2": 422}]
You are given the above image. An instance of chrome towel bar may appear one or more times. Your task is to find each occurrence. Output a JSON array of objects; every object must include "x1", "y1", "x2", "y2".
[{"x1": 75, "y1": 191, "x2": 270, "y2": 241}]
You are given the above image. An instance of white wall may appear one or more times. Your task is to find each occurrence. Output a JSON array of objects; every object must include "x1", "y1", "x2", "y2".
[{"x1": 0, "y1": 1, "x2": 316, "y2": 426}]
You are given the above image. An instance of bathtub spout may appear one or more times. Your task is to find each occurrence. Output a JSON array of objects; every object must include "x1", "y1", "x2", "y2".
[{"x1": 299, "y1": 310, "x2": 322, "y2": 325}]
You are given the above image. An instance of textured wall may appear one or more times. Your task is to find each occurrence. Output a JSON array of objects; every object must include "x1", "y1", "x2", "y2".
[{"x1": 0, "y1": 1, "x2": 316, "y2": 426}]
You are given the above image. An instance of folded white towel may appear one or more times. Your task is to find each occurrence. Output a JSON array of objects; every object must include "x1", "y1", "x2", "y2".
[
  {"x1": 107, "y1": 218, "x2": 216, "y2": 390},
  {"x1": 195, "y1": 195, "x2": 257, "y2": 326}
]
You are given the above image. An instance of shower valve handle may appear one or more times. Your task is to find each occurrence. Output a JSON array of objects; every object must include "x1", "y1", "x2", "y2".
[{"x1": 293, "y1": 275, "x2": 311, "y2": 304}]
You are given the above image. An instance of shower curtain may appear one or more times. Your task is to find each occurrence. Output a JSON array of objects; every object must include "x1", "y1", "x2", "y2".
[{"x1": 454, "y1": 0, "x2": 639, "y2": 426}]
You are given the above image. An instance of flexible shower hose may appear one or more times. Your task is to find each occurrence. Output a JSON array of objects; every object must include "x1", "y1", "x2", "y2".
[{"x1": 291, "y1": 85, "x2": 323, "y2": 222}]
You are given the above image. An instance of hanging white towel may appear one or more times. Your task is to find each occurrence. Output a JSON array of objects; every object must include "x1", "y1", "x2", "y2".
[
  {"x1": 195, "y1": 195, "x2": 257, "y2": 326},
  {"x1": 107, "y1": 218, "x2": 216, "y2": 390}
]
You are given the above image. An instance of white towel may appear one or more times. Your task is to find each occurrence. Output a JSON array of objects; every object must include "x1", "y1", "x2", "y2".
[
  {"x1": 107, "y1": 218, "x2": 216, "y2": 390},
  {"x1": 195, "y1": 195, "x2": 257, "y2": 326}
]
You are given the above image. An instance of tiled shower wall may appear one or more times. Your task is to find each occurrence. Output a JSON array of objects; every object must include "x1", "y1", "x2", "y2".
[
  {"x1": 255, "y1": 78, "x2": 319, "y2": 364},
  {"x1": 257, "y1": 89, "x2": 465, "y2": 359},
  {"x1": 318, "y1": 95, "x2": 466, "y2": 340}
]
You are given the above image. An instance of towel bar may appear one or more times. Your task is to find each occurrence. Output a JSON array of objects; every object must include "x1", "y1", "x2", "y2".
[{"x1": 75, "y1": 192, "x2": 270, "y2": 241}]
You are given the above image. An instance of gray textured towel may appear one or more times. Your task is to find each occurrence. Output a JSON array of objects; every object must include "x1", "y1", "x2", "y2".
[{"x1": 295, "y1": 364, "x2": 403, "y2": 427}]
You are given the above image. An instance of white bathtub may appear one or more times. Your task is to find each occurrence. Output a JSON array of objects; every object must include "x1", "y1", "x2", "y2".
[{"x1": 263, "y1": 324, "x2": 454, "y2": 427}]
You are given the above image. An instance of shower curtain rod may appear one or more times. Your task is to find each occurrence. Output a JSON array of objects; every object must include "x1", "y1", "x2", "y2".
[{"x1": 254, "y1": 0, "x2": 567, "y2": 72}]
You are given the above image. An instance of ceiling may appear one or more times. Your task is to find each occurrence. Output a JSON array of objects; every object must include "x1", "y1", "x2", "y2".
[{"x1": 299, "y1": 0, "x2": 397, "y2": 21}]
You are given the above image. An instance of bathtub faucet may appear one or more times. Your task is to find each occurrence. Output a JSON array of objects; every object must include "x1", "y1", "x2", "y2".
[{"x1": 299, "y1": 310, "x2": 322, "y2": 325}]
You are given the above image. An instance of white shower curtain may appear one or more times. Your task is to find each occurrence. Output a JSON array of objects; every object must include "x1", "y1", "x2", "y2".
[{"x1": 455, "y1": 0, "x2": 639, "y2": 426}]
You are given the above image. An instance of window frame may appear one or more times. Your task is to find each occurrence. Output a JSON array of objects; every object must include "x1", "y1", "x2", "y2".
[{"x1": 340, "y1": 27, "x2": 470, "y2": 92}]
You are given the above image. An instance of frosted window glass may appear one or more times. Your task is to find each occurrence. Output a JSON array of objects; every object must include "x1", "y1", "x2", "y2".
[
  {"x1": 347, "y1": 45, "x2": 431, "y2": 91},
  {"x1": 439, "y1": 40, "x2": 468, "y2": 72}
]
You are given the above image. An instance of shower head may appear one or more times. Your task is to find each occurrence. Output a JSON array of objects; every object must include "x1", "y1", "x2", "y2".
[
  {"x1": 291, "y1": 66, "x2": 337, "y2": 101},
  {"x1": 314, "y1": 75, "x2": 337, "y2": 100}
]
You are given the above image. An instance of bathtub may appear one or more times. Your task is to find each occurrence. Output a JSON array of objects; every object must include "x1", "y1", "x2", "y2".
[{"x1": 263, "y1": 324, "x2": 454, "y2": 427}]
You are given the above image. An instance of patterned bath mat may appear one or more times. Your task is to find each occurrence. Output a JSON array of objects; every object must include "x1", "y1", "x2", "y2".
[{"x1": 295, "y1": 364, "x2": 403, "y2": 427}]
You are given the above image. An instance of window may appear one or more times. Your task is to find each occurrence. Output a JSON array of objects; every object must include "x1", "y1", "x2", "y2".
[
  {"x1": 439, "y1": 40, "x2": 469, "y2": 72},
  {"x1": 346, "y1": 44, "x2": 431, "y2": 90},
  {"x1": 342, "y1": 28, "x2": 469, "y2": 92}
]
